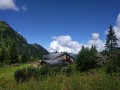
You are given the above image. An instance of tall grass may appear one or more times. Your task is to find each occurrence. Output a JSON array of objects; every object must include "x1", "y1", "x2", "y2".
[
  {"x1": 1, "y1": 67, "x2": 120, "y2": 90},
  {"x1": 14, "y1": 65, "x2": 76, "y2": 83},
  {"x1": 0, "y1": 64, "x2": 30, "y2": 79}
]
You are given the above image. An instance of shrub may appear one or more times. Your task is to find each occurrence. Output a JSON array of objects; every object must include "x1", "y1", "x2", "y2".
[
  {"x1": 106, "y1": 62, "x2": 120, "y2": 75},
  {"x1": 50, "y1": 66, "x2": 62, "y2": 76},
  {"x1": 106, "y1": 61, "x2": 118, "y2": 74},
  {"x1": 14, "y1": 67, "x2": 38, "y2": 83},
  {"x1": 62, "y1": 65, "x2": 76, "y2": 76},
  {"x1": 77, "y1": 46, "x2": 98, "y2": 72},
  {"x1": 14, "y1": 65, "x2": 75, "y2": 83},
  {"x1": 0, "y1": 63, "x2": 5, "y2": 68},
  {"x1": 106, "y1": 50, "x2": 120, "y2": 74},
  {"x1": 14, "y1": 68, "x2": 27, "y2": 83},
  {"x1": 14, "y1": 66, "x2": 60, "y2": 83},
  {"x1": 39, "y1": 65, "x2": 50, "y2": 76}
]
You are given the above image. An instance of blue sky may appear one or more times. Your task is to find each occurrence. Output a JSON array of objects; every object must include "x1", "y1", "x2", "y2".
[{"x1": 0, "y1": 0, "x2": 120, "y2": 53}]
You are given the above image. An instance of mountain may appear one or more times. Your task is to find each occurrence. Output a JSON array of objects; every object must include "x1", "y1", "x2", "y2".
[
  {"x1": 0, "y1": 21, "x2": 49, "y2": 63},
  {"x1": 68, "y1": 53, "x2": 77, "y2": 60}
]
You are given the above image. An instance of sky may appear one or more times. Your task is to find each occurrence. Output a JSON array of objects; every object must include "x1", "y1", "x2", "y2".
[{"x1": 0, "y1": 0, "x2": 120, "y2": 53}]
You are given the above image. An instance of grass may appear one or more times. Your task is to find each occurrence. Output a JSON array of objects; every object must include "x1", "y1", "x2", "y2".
[
  {"x1": 0, "y1": 65, "x2": 120, "y2": 90},
  {"x1": 1, "y1": 71, "x2": 120, "y2": 90},
  {"x1": 0, "y1": 64, "x2": 30, "y2": 89},
  {"x1": 0, "y1": 64, "x2": 30, "y2": 79}
]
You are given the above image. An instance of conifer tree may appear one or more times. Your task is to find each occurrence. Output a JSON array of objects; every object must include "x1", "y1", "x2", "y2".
[
  {"x1": 105, "y1": 25, "x2": 118, "y2": 51},
  {"x1": 8, "y1": 42, "x2": 19, "y2": 64},
  {"x1": 21, "y1": 53, "x2": 28, "y2": 63},
  {"x1": 0, "y1": 48, "x2": 6, "y2": 63},
  {"x1": 90, "y1": 45, "x2": 97, "y2": 53}
]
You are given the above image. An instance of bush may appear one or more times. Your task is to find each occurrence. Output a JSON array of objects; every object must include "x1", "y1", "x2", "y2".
[
  {"x1": 62, "y1": 65, "x2": 76, "y2": 76},
  {"x1": 106, "y1": 61, "x2": 120, "y2": 75},
  {"x1": 14, "y1": 66, "x2": 62, "y2": 83},
  {"x1": 14, "y1": 65, "x2": 75, "y2": 83},
  {"x1": 0, "y1": 63, "x2": 5, "y2": 68},
  {"x1": 39, "y1": 65, "x2": 50, "y2": 76},
  {"x1": 106, "y1": 62, "x2": 118, "y2": 74},
  {"x1": 76, "y1": 46, "x2": 98, "y2": 72},
  {"x1": 50, "y1": 66, "x2": 62, "y2": 76},
  {"x1": 14, "y1": 67, "x2": 38, "y2": 83},
  {"x1": 106, "y1": 50, "x2": 120, "y2": 74},
  {"x1": 14, "y1": 68, "x2": 27, "y2": 83}
]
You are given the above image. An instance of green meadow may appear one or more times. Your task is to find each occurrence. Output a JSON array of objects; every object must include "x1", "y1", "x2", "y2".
[
  {"x1": 0, "y1": 64, "x2": 30, "y2": 79},
  {"x1": 0, "y1": 64, "x2": 30, "y2": 89},
  {"x1": 0, "y1": 65, "x2": 120, "y2": 90}
]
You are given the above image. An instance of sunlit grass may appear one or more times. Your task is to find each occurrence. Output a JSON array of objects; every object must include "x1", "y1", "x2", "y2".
[
  {"x1": 0, "y1": 64, "x2": 30, "y2": 79},
  {"x1": 0, "y1": 66, "x2": 120, "y2": 90}
]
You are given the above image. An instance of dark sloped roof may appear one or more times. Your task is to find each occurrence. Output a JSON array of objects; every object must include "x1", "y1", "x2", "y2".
[
  {"x1": 43, "y1": 52, "x2": 65, "y2": 60},
  {"x1": 54, "y1": 53, "x2": 75, "y2": 60},
  {"x1": 42, "y1": 60, "x2": 68, "y2": 66},
  {"x1": 43, "y1": 52, "x2": 76, "y2": 60}
]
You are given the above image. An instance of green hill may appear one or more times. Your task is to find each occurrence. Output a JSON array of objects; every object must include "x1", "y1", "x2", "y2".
[{"x1": 0, "y1": 21, "x2": 49, "y2": 64}]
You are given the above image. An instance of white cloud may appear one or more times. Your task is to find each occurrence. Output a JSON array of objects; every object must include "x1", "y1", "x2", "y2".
[
  {"x1": 88, "y1": 33, "x2": 105, "y2": 52},
  {"x1": 113, "y1": 13, "x2": 120, "y2": 47},
  {"x1": 0, "y1": 0, "x2": 27, "y2": 11},
  {"x1": 92, "y1": 33, "x2": 100, "y2": 40},
  {"x1": 49, "y1": 34, "x2": 105, "y2": 53},
  {"x1": 49, "y1": 35, "x2": 83, "y2": 53},
  {"x1": 52, "y1": 35, "x2": 71, "y2": 47},
  {"x1": 49, "y1": 13, "x2": 120, "y2": 53},
  {"x1": 0, "y1": 0, "x2": 19, "y2": 11}
]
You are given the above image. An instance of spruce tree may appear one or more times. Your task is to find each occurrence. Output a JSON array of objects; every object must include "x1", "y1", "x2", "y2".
[
  {"x1": 21, "y1": 53, "x2": 28, "y2": 63},
  {"x1": 8, "y1": 42, "x2": 19, "y2": 64},
  {"x1": 0, "y1": 48, "x2": 6, "y2": 63},
  {"x1": 105, "y1": 25, "x2": 118, "y2": 51},
  {"x1": 90, "y1": 45, "x2": 97, "y2": 53}
]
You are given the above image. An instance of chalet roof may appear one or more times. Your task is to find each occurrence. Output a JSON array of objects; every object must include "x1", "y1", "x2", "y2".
[
  {"x1": 42, "y1": 60, "x2": 68, "y2": 66},
  {"x1": 43, "y1": 52, "x2": 64, "y2": 60},
  {"x1": 43, "y1": 52, "x2": 76, "y2": 60}
]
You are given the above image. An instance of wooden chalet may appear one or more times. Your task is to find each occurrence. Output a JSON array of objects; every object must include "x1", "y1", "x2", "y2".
[{"x1": 40, "y1": 52, "x2": 75, "y2": 66}]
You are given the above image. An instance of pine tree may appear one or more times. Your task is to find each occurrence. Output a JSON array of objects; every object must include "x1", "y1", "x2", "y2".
[
  {"x1": 90, "y1": 45, "x2": 97, "y2": 53},
  {"x1": 105, "y1": 25, "x2": 118, "y2": 51},
  {"x1": 20, "y1": 53, "x2": 28, "y2": 63},
  {"x1": 8, "y1": 42, "x2": 19, "y2": 64},
  {"x1": 0, "y1": 48, "x2": 6, "y2": 63}
]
